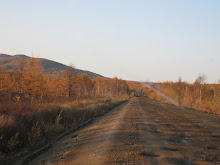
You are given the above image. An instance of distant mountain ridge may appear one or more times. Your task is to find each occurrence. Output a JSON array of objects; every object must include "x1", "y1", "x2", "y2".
[{"x1": 0, "y1": 54, "x2": 104, "y2": 79}]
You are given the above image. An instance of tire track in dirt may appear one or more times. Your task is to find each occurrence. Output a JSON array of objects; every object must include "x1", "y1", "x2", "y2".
[
  {"x1": 26, "y1": 98, "x2": 220, "y2": 165},
  {"x1": 137, "y1": 98, "x2": 220, "y2": 164}
]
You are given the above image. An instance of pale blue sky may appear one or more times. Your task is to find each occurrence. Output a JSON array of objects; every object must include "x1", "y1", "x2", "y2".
[{"x1": 0, "y1": 0, "x2": 220, "y2": 83}]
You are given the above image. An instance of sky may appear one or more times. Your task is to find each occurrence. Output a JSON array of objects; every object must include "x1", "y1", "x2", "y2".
[{"x1": 0, "y1": 0, "x2": 220, "y2": 83}]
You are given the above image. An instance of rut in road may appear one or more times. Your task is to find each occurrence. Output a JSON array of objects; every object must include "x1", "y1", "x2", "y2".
[{"x1": 26, "y1": 97, "x2": 220, "y2": 165}]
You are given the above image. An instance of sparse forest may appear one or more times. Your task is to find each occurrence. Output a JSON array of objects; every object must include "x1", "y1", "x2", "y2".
[
  {"x1": 0, "y1": 58, "x2": 129, "y2": 105},
  {"x1": 0, "y1": 58, "x2": 129, "y2": 161},
  {"x1": 129, "y1": 76, "x2": 220, "y2": 115},
  {"x1": 149, "y1": 78, "x2": 220, "y2": 115}
]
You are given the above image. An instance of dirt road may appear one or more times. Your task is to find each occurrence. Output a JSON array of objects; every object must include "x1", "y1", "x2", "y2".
[{"x1": 27, "y1": 97, "x2": 220, "y2": 165}]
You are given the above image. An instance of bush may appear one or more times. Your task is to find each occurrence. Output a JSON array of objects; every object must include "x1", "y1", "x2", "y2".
[
  {"x1": 0, "y1": 97, "x2": 127, "y2": 162},
  {"x1": 7, "y1": 132, "x2": 20, "y2": 152}
]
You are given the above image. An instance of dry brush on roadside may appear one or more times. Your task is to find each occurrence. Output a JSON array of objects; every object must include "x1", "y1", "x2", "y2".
[{"x1": 0, "y1": 97, "x2": 128, "y2": 164}]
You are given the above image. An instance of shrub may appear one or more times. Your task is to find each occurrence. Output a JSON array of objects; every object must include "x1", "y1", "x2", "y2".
[{"x1": 7, "y1": 132, "x2": 20, "y2": 152}]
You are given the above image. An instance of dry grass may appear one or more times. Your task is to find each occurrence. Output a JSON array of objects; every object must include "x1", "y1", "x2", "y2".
[
  {"x1": 0, "y1": 114, "x2": 15, "y2": 128},
  {"x1": 0, "y1": 96, "x2": 128, "y2": 164}
]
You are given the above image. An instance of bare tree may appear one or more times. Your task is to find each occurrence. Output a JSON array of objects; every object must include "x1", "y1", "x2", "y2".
[
  {"x1": 195, "y1": 74, "x2": 207, "y2": 84},
  {"x1": 177, "y1": 77, "x2": 184, "y2": 105},
  {"x1": 195, "y1": 74, "x2": 207, "y2": 101}
]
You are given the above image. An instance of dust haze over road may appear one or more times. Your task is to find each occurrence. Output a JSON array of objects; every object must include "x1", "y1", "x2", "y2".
[
  {"x1": 26, "y1": 98, "x2": 220, "y2": 165},
  {"x1": 140, "y1": 82, "x2": 180, "y2": 107}
]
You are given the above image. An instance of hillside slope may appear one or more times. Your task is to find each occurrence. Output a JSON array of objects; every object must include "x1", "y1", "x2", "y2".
[{"x1": 0, "y1": 54, "x2": 103, "y2": 78}]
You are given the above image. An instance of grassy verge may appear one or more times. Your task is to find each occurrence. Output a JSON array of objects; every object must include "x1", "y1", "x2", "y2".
[{"x1": 0, "y1": 96, "x2": 128, "y2": 164}]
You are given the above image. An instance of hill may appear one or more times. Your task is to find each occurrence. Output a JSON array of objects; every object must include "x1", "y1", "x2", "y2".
[{"x1": 0, "y1": 54, "x2": 104, "y2": 78}]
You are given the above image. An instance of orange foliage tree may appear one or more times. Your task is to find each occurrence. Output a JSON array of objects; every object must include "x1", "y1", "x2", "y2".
[
  {"x1": 0, "y1": 58, "x2": 130, "y2": 106},
  {"x1": 21, "y1": 58, "x2": 45, "y2": 103}
]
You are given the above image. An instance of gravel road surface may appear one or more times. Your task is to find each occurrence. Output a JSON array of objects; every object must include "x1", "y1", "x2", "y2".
[{"x1": 27, "y1": 97, "x2": 220, "y2": 165}]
